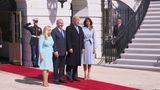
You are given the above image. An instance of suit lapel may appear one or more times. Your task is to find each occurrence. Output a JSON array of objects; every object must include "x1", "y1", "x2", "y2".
[
  {"x1": 71, "y1": 24, "x2": 79, "y2": 35},
  {"x1": 55, "y1": 27, "x2": 63, "y2": 38}
]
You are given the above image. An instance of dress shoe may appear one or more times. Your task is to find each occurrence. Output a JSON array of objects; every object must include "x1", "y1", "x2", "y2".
[
  {"x1": 59, "y1": 80, "x2": 67, "y2": 83},
  {"x1": 84, "y1": 73, "x2": 87, "y2": 80},
  {"x1": 67, "y1": 77, "x2": 73, "y2": 82},
  {"x1": 54, "y1": 81, "x2": 61, "y2": 84},
  {"x1": 67, "y1": 79, "x2": 73, "y2": 82},
  {"x1": 87, "y1": 74, "x2": 90, "y2": 80},
  {"x1": 73, "y1": 78, "x2": 80, "y2": 82},
  {"x1": 42, "y1": 83, "x2": 49, "y2": 87}
]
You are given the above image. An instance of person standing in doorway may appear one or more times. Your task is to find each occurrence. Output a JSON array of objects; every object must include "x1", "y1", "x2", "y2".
[
  {"x1": 24, "y1": 18, "x2": 42, "y2": 67},
  {"x1": 66, "y1": 16, "x2": 85, "y2": 82},
  {"x1": 39, "y1": 25, "x2": 54, "y2": 87},
  {"x1": 113, "y1": 18, "x2": 124, "y2": 58},
  {"x1": 81, "y1": 17, "x2": 97, "y2": 80},
  {"x1": 51, "y1": 19, "x2": 67, "y2": 84}
]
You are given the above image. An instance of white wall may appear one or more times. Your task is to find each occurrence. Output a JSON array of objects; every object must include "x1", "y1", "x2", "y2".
[
  {"x1": 16, "y1": 0, "x2": 71, "y2": 29},
  {"x1": 16, "y1": 0, "x2": 72, "y2": 66},
  {"x1": 15, "y1": 0, "x2": 103, "y2": 65}
]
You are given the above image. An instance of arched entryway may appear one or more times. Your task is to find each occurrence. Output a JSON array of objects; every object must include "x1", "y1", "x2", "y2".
[{"x1": 0, "y1": 0, "x2": 22, "y2": 65}]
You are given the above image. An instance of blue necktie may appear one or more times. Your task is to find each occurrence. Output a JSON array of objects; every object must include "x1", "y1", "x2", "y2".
[{"x1": 61, "y1": 30, "x2": 64, "y2": 38}]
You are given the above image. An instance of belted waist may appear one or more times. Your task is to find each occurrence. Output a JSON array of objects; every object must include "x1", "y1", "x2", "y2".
[
  {"x1": 31, "y1": 35, "x2": 39, "y2": 38},
  {"x1": 85, "y1": 39, "x2": 92, "y2": 45}
]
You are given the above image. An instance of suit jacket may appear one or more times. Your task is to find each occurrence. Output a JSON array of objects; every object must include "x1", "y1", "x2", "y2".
[
  {"x1": 66, "y1": 24, "x2": 85, "y2": 66},
  {"x1": 51, "y1": 27, "x2": 66, "y2": 56},
  {"x1": 113, "y1": 24, "x2": 124, "y2": 37}
]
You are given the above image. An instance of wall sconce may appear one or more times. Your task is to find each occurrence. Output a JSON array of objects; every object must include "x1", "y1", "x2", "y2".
[{"x1": 58, "y1": 0, "x2": 67, "y2": 8}]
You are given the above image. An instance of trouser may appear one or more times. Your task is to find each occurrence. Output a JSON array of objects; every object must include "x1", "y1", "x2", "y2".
[
  {"x1": 66, "y1": 65, "x2": 78, "y2": 80},
  {"x1": 31, "y1": 45, "x2": 39, "y2": 67},
  {"x1": 53, "y1": 56, "x2": 66, "y2": 82},
  {"x1": 115, "y1": 40, "x2": 121, "y2": 57}
]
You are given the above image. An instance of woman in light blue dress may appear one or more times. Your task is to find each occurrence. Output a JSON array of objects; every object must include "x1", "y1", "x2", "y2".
[
  {"x1": 81, "y1": 17, "x2": 96, "y2": 80},
  {"x1": 39, "y1": 25, "x2": 54, "y2": 87}
]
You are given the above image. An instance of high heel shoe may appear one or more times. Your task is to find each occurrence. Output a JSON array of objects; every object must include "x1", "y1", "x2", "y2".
[
  {"x1": 87, "y1": 74, "x2": 90, "y2": 80},
  {"x1": 84, "y1": 73, "x2": 87, "y2": 80},
  {"x1": 42, "y1": 83, "x2": 49, "y2": 87}
]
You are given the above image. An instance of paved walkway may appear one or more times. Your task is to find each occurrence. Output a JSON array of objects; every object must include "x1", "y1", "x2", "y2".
[{"x1": 0, "y1": 64, "x2": 160, "y2": 90}]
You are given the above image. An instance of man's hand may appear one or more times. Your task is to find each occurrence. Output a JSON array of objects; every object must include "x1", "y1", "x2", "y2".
[
  {"x1": 54, "y1": 51, "x2": 59, "y2": 58},
  {"x1": 69, "y1": 48, "x2": 73, "y2": 53}
]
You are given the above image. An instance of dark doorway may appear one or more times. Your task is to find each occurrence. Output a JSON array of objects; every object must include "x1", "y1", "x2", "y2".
[{"x1": 0, "y1": 0, "x2": 22, "y2": 65}]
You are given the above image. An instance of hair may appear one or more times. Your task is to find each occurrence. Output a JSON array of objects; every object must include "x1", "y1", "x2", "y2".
[
  {"x1": 56, "y1": 19, "x2": 63, "y2": 24},
  {"x1": 83, "y1": 17, "x2": 93, "y2": 29},
  {"x1": 43, "y1": 25, "x2": 51, "y2": 39},
  {"x1": 72, "y1": 16, "x2": 80, "y2": 21},
  {"x1": 71, "y1": 16, "x2": 80, "y2": 25},
  {"x1": 116, "y1": 17, "x2": 123, "y2": 22}
]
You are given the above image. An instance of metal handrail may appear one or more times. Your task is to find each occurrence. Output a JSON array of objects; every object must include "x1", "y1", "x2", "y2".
[{"x1": 100, "y1": 0, "x2": 150, "y2": 64}]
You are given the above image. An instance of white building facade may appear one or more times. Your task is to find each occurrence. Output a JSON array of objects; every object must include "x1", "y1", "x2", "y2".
[{"x1": 13, "y1": 0, "x2": 141, "y2": 66}]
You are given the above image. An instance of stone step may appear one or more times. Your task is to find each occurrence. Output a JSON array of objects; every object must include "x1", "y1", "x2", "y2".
[
  {"x1": 142, "y1": 20, "x2": 160, "y2": 24},
  {"x1": 149, "y1": 2, "x2": 160, "y2": 5},
  {"x1": 140, "y1": 25, "x2": 160, "y2": 29},
  {"x1": 121, "y1": 53, "x2": 159, "y2": 60},
  {"x1": 137, "y1": 30, "x2": 160, "y2": 33},
  {"x1": 147, "y1": 11, "x2": 160, "y2": 14},
  {"x1": 137, "y1": 29, "x2": 160, "y2": 33},
  {"x1": 141, "y1": 24, "x2": 160, "y2": 27},
  {"x1": 104, "y1": 64, "x2": 160, "y2": 71},
  {"x1": 132, "y1": 38, "x2": 160, "y2": 43},
  {"x1": 135, "y1": 33, "x2": 160, "y2": 38},
  {"x1": 115, "y1": 59, "x2": 159, "y2": 66},
  {"x1": 148, "y1": 9, "x2": 160, "y2": 13},
  {"x1": 148, "y1": 8, "x2": 160, "y2": 11},
  {"x1": 149, "y1": 5, "x2": 160, "y2": 8},
  {"x1": 125, "y1": 48, "x2": 160, "y2": 54},
  {"x1": 146, "y1": 13, "x2": 160, "y2": 16},
  {"x1": 143, "y1": 18, "x2": 160, "y2": 21},
  {"x1": 139, "y1": 28, "x2": 160, "y2": 31},
  {"x1": 144, "y1": 17, "x2": 160, "y2": 20},
  {"x1": 150, "y1": 1, "x2": 160, "y2": 4},
  {"x1": 129, "y1": 43, "x2": 160, "y2": 49},
  {"x1": 142, "y1": 21, "x2": 160, "y2": 24}
]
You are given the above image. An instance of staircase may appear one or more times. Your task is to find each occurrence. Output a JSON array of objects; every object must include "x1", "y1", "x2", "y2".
[{"x1": 106, "y1": 0, "x2": 160, "y2": 71}]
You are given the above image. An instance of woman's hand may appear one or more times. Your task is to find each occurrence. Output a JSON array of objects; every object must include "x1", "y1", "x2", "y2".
[
  {"x1": 93, "y1": 48, "x2": 96, "y2": 54},
  {"x1": 40, "y1": 53, "x2": 44, "y2": 62}
]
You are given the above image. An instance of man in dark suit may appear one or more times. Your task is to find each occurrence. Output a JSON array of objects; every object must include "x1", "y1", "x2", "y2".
[
  {"x1": 113, "y1": 18, "x2": 124, "y2": 58},
  {"x1": 51, "y1": 19, "x2": 67, "y2": 84},
  {"x1": 24, "y1": 18, "x2": 42, "y2": 67},
  {"x1": 66, "y1": 16, "x2": 85, "y2": 82}
]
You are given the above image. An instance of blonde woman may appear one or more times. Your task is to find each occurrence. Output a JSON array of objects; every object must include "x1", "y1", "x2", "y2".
[{"x1": 39, "y1": 25, "x2": 54, "y2": 87}]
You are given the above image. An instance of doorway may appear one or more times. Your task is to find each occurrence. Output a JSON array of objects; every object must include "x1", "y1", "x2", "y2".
[{"x1": 0, "y1": 11, "x2": 22, "y2": 65}]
